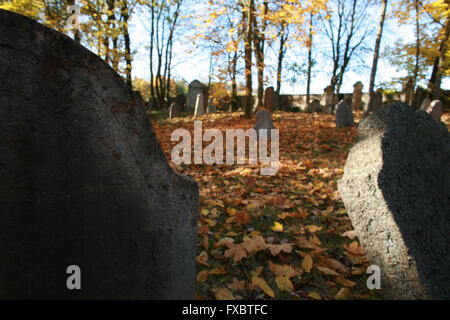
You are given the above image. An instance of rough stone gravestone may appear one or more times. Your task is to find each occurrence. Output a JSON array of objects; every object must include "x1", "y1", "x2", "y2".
[
  {"x1": 264, "y1": 87, "x2": 275, "y2": 113},
  {"x1": 335, "y1": 100, "x2": 355, "y2": 129},
  {"x1": 420, "y1": 97, "x2": 432, "y2": 111},
  {"x1": 352, "y1": 81, "x2": 364, "y2": 110},
  {"x1": 206, "y1": 98, "x2": 216, "y2": 113},
  {"x1": 176, "y1": 94, "x2": 186, "y2": 112},
  {"x1": 414, "y1": 86, "x2": 426, "y2": 110},
  {"x1": 323, "y1": 85, "x2": 334, "y2": 114},
  {"x1": 0, "y1": 9, "x2": 198, "y2": 299},
  {"x1": 426, "y1": 100, "x2": 444, "y2": 122},
  {"x1": 188, "y1": 80, "x2": 207, "y2": 109},
  {"x1": 401, "y1": 77, "x2": 414, "y2": 106},
  {"x1": 254, "y1": 109, "x2": 275, "y2": 140},
  {"x1": 194, "y1": 92, "x2": 205, "y2": 117},
  {"x1": 372, "y1": 88, "x2": 383, "y2": 111},
  {"x1": 169, "y1": 102, "x2": 181, "y2": 119},
  {"x1": 311, "y1": 99, "x2": 321, "y2": 113},
  {"x1": 338, "y1": 102, "x2": 450, "y2": 299}
]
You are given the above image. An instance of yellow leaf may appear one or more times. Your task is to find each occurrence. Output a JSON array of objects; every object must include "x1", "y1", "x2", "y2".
[
  {"x1": 209, "y1": 267, "x2": 228, "y2": 275},
  {"x1": 271, "y1": 221, "x2": 284, "y2": 232},
  {"x1": 201, "y1": 208, "x2": 209, "y2": 216},
  {"x1": 333, "y1": 277, "x2": 356, "y2": 287},
  {"x1": 317, "y1": 266, "x2": 342, "y2": 277},
  {"x1": 268, "y1": 261, "x2": 300, "y2": 278},
  {"x1": 196, "y1": 270, "x2": 208, "y2": 283},
  {"x1": 216, "y1": 288, "x2": 235, "y2": 300},
  {"x1": 335, "y1": 287, "x2": 352, "y2": 300},
  {"x1": 308, "y1": 291, "x2": 321, "y2": 300},
  {"x1": 305, "y1": 225, "x2": 322, "y2": 233},
  {"x1": 227, "y1": 208, "x2": 237, "y2": 216},
  {"x1": 302, "y1": 254, "x2": 313, "y2": 273},
  {"x1": 337, "y1": 208, "x2": 347, "y2": 215},
  {"x1": 251, "y1": 276, "x2": 275, "y2": 298},
  {"x1": 275, "y1": 276, "x2": 294, "y2": 292},
  {"x1": 196, "y1": 251, "x2": 209, "y2": 266}
]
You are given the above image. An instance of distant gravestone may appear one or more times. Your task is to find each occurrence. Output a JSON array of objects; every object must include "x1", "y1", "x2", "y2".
[
  {"x1": 426, "y1": 100, "x2": 444, "y2": 122},
  {"x1": 352, "y1": 81, "x2": 364, "y2": 110},
  {"x1": 194, "y1": 92, "x2": 205, "y2": 117},
  {"x1": 0, "y1": 9, "x2": 198, "y2": 299},
  {"x1": 420, "y1": 97, "x2": 432, "y2": 111},
  {"x1": 414, "y1": 86, "x2": 426, "y2": 110},
  {"x1": 176, "y1": 94, "x2": 186, "y2": 112},
  {"x1": 338, "y1": 102, "x2": 450, "y2": 299},
  {"x1": 311, "y1": 99, "x2": 321, "y2": 113},
  {"x1": 335, "y1": 100, "x2": 355, "y2": 129},
  {"x1": 372, "y1": 88, "x2": 383, "y2": 111},
  {"x1": 188, "y1": 80, "x2": 206, "y2": 109},
  {"x1": 323, "y1": 85, "x2": 334, "y2": 114},
  {"x1": 206, "y1": 98, "x2": 216, "y2": 113},
  {"x1": 401, "y1": 77, "x2": 414, "y2": 106},
  {"x1": 254, "y1": 109, "x2": 275, "y2": 140},
  {"x1": 264, "y1": 87, "x2": 275, "y2": 113},
  {"x1": 169, "y1": 102, "x2": 181, "y2": 119}
]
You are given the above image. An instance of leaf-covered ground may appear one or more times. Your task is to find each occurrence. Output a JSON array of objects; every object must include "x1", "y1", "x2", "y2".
[{"x1": 151, "y1": 110, "x2": 450, "y2": 300}]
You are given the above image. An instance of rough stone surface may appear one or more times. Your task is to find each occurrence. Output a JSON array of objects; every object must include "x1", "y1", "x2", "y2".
[
  {"x1": 253, "y1": 109, "x2": 275, "y2": 140},
  {"x1": 335, "y1": 100, "x2": 355, "y2": 129},
  {"x1": 194, "y1": 92, "x2": 205, "y2": 116},
  {"x1": 352, "y1": 81, "x2": 364, "y2": 110},
  {"x1": 338, "y1": 102, "x2": 450, "y2": 299},
  {"x1": 426, "y1": 100, "x2": 443, "y2": 122},
  {"x1": 0, "y1": 10, "x2": 198, "y2": 299}
]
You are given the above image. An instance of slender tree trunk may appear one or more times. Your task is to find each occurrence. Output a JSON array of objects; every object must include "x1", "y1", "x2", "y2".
[
  {"x1": 306, "y1": 13, "x2": 313, "y2": 111},
  {"x1": 275, "y1": 24, "x2": 287, "y2": 111},
  {"x1": 432, "y1": 15, "x2": 450, "y2": 99},
  {"x1": 252, "y1": 1, "x2": 268, "y2": 109},
  {"x1": 244, "y1": 0, "x2": 254, "y2": 118},
  {"x1": 363, "y1": 0, "x2": 387, "y2": 118},
  {"x1": 122, "y1": 2, "x2": 132, "y2": 87},
  {"x1": 414, "y1": 1, "x2": 420, "y2": 86},
  {"x1": 230, "y1": 50, "x2": 238, "y2": 112}
]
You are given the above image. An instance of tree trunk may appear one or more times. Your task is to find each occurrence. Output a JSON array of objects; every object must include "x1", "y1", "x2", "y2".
[
  {"x1": 363, "y1": 0, "x2": 387, "y2": 119},
  {"x1": 306, "y1": 13, "x2": 313, "y2": 111},
  {"x1": 430, "y1": 14, "x2": 450, "y2": 99},
  {"x1": 244, "y1": 0, "x2": 254, "y2": 118},
  {"x1": 275, "y1": 23, "x2": 287, "y2": 111},
  {"x1": 122, "y1": 2, "x2": 132, "y2": 87}
]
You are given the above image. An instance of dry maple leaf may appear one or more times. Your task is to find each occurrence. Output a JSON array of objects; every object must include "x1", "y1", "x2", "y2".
[
  {"x1": 227, "y1": 277, "x2": 246, "y2": 292},
  {"x1": 242, "y1": 235, "x2": 267, "y2": 254},
  {"x1": 268, "y1": 261, "x2": 300, "y2": 278},
  {"x1": 196, "y1": 251, "x2": 209, "y2": 266},
  {"x1": 275, "y1": 275, "x2": 294, "y2": 292},
  {"x1": 267, "y1": 243, "x2": 293, "y2": 256},
  {"x1": 224, "y1": 244, "x2": 247, "y2": 262}
]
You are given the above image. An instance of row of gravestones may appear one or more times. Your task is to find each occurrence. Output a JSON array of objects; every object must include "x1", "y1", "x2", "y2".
[{"x1": 0, "y1": 10, "x2": 448, "y2": 299}]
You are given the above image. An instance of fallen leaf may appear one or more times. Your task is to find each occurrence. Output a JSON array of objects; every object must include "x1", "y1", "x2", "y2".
[
  {"x1": 196, "y1": 251, "x2": 209, "y2": 266},
  {"x1": 308, "y1": 292, "x2": 321, "y2": 300},
  {"x1": 224, "y1": 244, "x2": 247, "y2": 262},
  {"x1": 236, "y1": 211, "x2": 251, "y2": 225},
  {"x1": 317, "y1": 266, "x2": 342, "y2": 277},
  {"x1": 267, "y1": 243, "x2": 293, "y2": 256},
  {"x1": 268, "y1": 261, "x2": 299, "y2": 278},
  {"x1": 341, "y1": 230, "x2": 358, "y2": 240},
  {"x1": 203, "y1": 234, "x2": 209, "y2": 251},
  {"x1": 243, "y1": 235, "x2": 267, "y2": 254},
  {"x1": 216, "y1": 288, "x2": 235, "y2": 300},
  {"x1": 335, "y1": 287, "x2": 351, "y2": 300},
  {"x1": 302, "y1": 254, "x2": 313, "y2": 273},
  {"x1": 251, "y1": 276, "x2": 275, "y2": 298},
  {"x1": 333, "y1": 277, "x2": 356, "y2": 287},
  {"x1": 275, "y1": 276, "x2": 294, "y2": 292},
  {"x1": 227, "y1": 277, "x2": 246, "y2": 291},
  {"x1": 209, "y1": 267, "x2": 228, "y2": 275},
  {"x1": 227, "y1": 207, "x2": 237, "y2": 216},
  {"x1": 344, "y1": 241, "x2": 365, "y2": 255},
  {"x1": 200, "y1": 208, "x2": 209, "y2": 216},
  {"x1": 271, "y1": 221, "x2": 284, "y2": 232},
  {"x1": 305, "y1": 225, "x2": 322, "y2": 233},
  {"x1": 196, "y1": 270, "x2": 208, "y2": 283}
]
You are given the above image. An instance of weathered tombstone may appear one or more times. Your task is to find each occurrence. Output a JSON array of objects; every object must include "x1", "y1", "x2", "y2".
[
  {"x1": 338, "y1": 102, "x2": 450, "y2": 299},
  {"x1": 352, "y1": 81, "x2": 364, "y2": 110},
  {"x1": 311, "y1": 99, "x2": 321, "y2": 113},
  {"x1": 194, "y1": 92, "x2": 205, "y2": 116},
  {"x1": 0, "y1": 9, "x2": 198, "y2": 299},
  {"x1": 264, "y1": 87, "x2": 275, "y2": 113},
  {"x1": 426, "y1": 100, "x2": 444, "y2": 122},
  {"x1": 176, "y1": 94, "x2": 186, "y2": 112},
  {"x1": 401, "y1": 77, "x2": 414, "y2": 106},
  {"x1": 335, "y1": 100, "x2": 355, "y2": 129},
  {"x1": 323, "y1": 85, "x2": 334, "y2": 114},
  {"x1": 372, "y1": 88, "x2": 383, "y2": 111},
  {"x1": 253, "y1": 109, "x2": 275, "y2": 140},
  {"x1": 206, "y1": 98, "x2": 216, "y2": 113},
  {"x1": 188, "y1": 80, "x2": 207, "y2": 109},
  {"x1": 414, "y1": 86, "x2": 426, "y2": 110},
  {"x1": 169, "y1": 102, "x2": 181, "y2": 119},
  {"x1": 420, "y1": 96, "x2": 432, "y2": 111}
]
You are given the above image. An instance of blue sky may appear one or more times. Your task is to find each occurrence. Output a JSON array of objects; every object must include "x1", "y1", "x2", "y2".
[{"x1": 128, "y1": 2, "x2": 449, "y2": 95}]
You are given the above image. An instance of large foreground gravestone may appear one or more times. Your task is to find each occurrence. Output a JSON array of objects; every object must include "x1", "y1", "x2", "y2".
[
  {"x1": 338, "y1": 102, "x2": 450, "y2": 299},
  {"x1": 0, "y1": 10, "x2": 198, "y2": 299},
  {"x1": 426, "y1": 100, "x2": 443, "y2": 122}
]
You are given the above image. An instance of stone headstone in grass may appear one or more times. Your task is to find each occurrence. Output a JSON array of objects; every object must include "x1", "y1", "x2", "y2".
[
  {"x1": 253, "y1": 109, "x2": 275, "y2": 140},
  {"x1": 426, "y1": 100, "x2": 443, "y2": 122},
  {"x1": 169, "y1": 102, "x2": 181, "y2": 119},
  {"x1": 0, "y1": 9, "x2": 198, "y2": 299},
  {"x1": 338, "y1": 102, "x2": 450, "y2": 299},
  {"x1": 352, "y1": 81, "x2": 364, "y2": 110},
  {"x1": 206, "y1": 98, "x2": 216, "y2": 113},
  {"x1": 188, "y1": 79, "x2": 206, "y2": 109},
  {"x1": 420, "y1": 97, "x2": 431, "y2": 111},
  {"x1": 311, "y1": 99, "x2": 321, "y2": 113},
  {"x1": 194, "y1": 92, "x2": 205, "y2": 117},
  {"x1": 335, "y1": 100, "x2": 355, "y2": 129},
  {"x1": 323, "y1": 85, "x2": 334, "y2": 114},
  {"x1": 176, "y1": 94, "x2": 186, "y2": 112}
]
